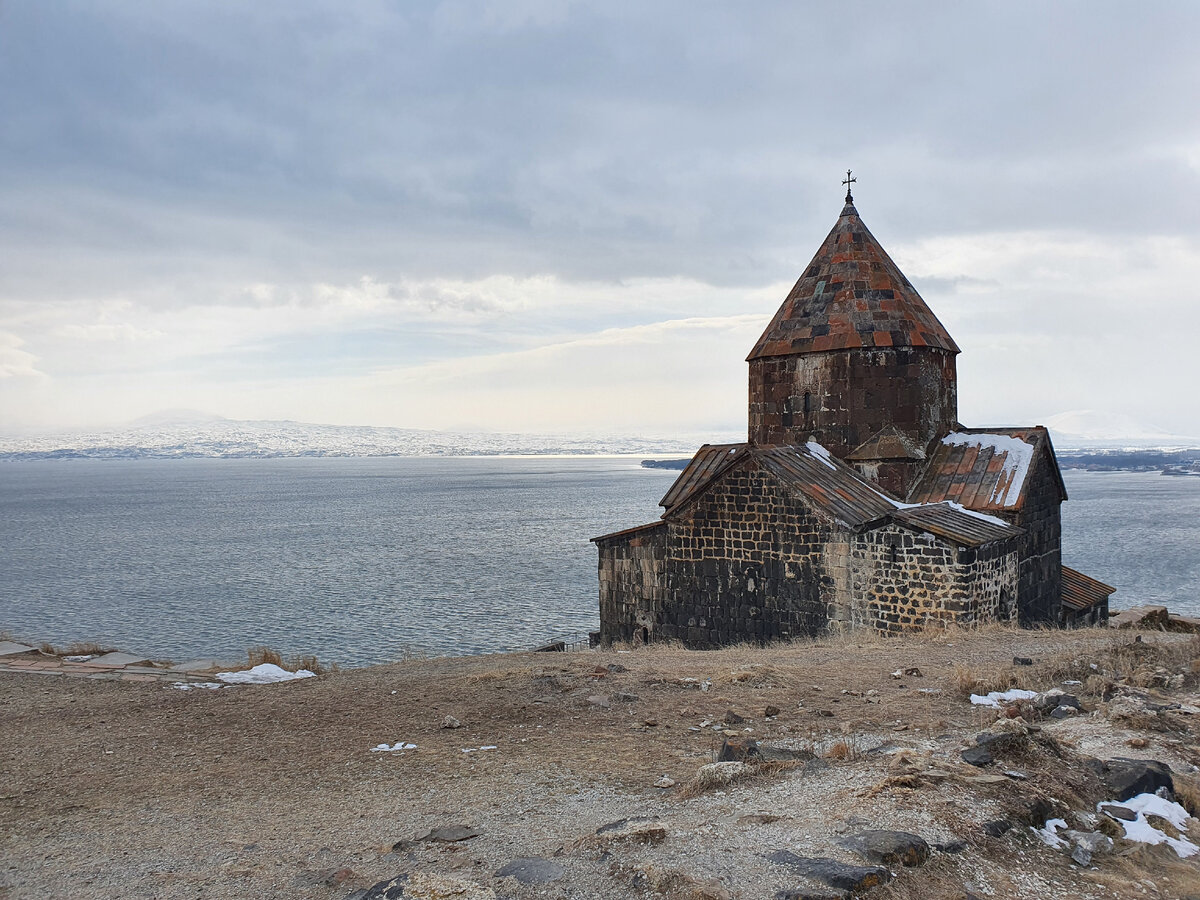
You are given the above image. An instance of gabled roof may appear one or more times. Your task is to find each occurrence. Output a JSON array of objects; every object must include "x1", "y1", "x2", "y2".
[
  {"x1": 625, "y1": 440, "x2": 1022, "y2": 548},
  {"x1": 658, "y1": 443, "x2": 748, "y2": 511},
  {"x1": 659, "y1": 441, "x2": 895, "y2": 527},
  {"x1": 891, "y1": 502, "x2": 1020, "y2": 549},
  {"x1": 847, "y1": 424, "x2": 927, "y2": 461},
  {"x1": 907, "y1": 427, "x2": 1067, "y2": 512},
  {"x1": 747, "y1": 201, "x2": 959, "y2": 361},
  {"x1": 1062, "y1": 565, "x2": 1115, "y2": 612}
]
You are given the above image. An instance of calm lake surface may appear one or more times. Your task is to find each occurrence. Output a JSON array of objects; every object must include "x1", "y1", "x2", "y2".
[{"x1": 0, "y1": 459, "x2": 1196, "y2": 666}]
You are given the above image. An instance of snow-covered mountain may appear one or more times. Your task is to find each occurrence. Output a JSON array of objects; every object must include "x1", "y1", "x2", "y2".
[
  {"x1": 0, "y1": 413, "x2": 735, "y2": 460},
  {"x1": 1043, "y1": 410, "x2": 1199, "y2": 450}
]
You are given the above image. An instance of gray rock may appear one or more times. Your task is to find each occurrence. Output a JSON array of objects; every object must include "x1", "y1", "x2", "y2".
[
  {"x1": 441, "y1": 715, "x2": 462, "y2": 729},
  {"x1": 724, "y1": 710, "x2": 746, "y2": 725},
  {"x1": 934, "y1": 839, "x2": 968, "y2": 853},
  {"x1": 1065, "y1": 829, "x2": 1113, "y2": 867},
  {"x1": 838, "y1": 830, "x2": 930, "y2": 867},
  {"x1": 611, "y1": 691, "x2": 639, "y2": 703},
  {"x1": 1050, "y1": 705, "x2": 1078, "y2": 719},
  {"x1": 766, "y1": 851, "x2": 891, "y2": 893},
  {"x1": 1013, "y1": 656, "x2": 1034, "y2": 666},
  {"x1": 1102, "y1": 757, "x2": 1174, "y2": 802},
  {"x1": 495, "y1": 857, "x2": 565, "y2": 884},
  {"x1": 982, "y1": 820, "x2": 1012, "y2": 837},
  {"x1": 587, "y1": 694, "x2": 610, "y2": 708},
  {"x1": 359, "y1": 874, "x2": 408, "y2": 900},
  {"x1": 1099, "y1": 803, "x2": 1136, "y2": 821},
  {"x1": 961, "y1": 746, "x2": 993, "y2": 767}
]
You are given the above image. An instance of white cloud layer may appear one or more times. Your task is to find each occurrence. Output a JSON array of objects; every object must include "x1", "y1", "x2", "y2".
[{"x1": 1, "y1": 2, "x2": 1198, "y2": 438}]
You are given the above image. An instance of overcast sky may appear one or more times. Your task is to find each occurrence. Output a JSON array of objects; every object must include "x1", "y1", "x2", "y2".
[{"x1": 1, "y1": 1, "x2": 1198, "y2": 438}]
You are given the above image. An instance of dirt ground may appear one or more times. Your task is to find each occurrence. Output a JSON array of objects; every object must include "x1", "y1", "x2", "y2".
[{"x1": 3, "y1": 626, "x2": 1200, "y2": 900}]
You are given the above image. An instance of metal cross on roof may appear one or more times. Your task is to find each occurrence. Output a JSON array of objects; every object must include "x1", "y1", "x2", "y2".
[{"x1": 842, "y1": 169, "x2": 856, "y2": 203}]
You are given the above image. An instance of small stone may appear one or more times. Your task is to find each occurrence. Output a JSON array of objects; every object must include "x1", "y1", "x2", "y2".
[
  {"x1": 766, "y1": 851, "x2": 890, "y2": 893},
  {"x1": 495, "y1": 857, "x2": 565, "y2": 884},
  {"x1": 717, "y1": 737, "x2": 759, "y2": 763},
  {"x1": 1013, "y1": 657, "x2": 1034, "y2": 666},
  {"x1": 961, "y1": 746, "x2": 993, "y2": 767},
  {"x1": 838, "y1": 830, "x2": 930, "y2": 867},
  {"x1": 1050, "y1": 705, "x2": 1078, "y2": 719},
  {"x1": 724, "y1": 710, "x2": 746, "y2": 725},
  {"x1": 1099, "y1": 803, "x2": 1136, "y2": 822},
  {"x1": 935, "y1": 839, "x2": 968, "y2": 853},
  {"x1": 982, "y1": 820, "x2": 1012, "y2": 838},
  {"x1": 903, "y1": 667, "x2": 923, "y2": 677},
  {"x1": 654, "y1": 775, "x2": 676, "y2": 789},
  {"x1": 594, "y1": 817, "x2": 667, "y2": 844},
  {"x1": 642, "y1": 718, "x2": 658, "y2": 727},
  {"x1": 1070, "y1": 844, "x2": 1092, "y2": 867},
  {"x1": 441, "y1": 715, "x2": 462, "y2": 729},
  {"x1": 765, "y1": 704, "x2": 781, "y2": 718},
  {"x1": 611, "y1": 691, "x2": 639, "y2": 703},
  {"x1": 588, "y1": 694, "x2": 610, "y2": 709}
]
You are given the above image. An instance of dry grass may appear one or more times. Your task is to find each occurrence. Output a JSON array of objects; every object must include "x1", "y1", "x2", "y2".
[
  {"x1": 34, "y1": 639, "x2": 118, "y2": 657},
  {"x1": 235, "y1": 645, "x2": 333, "y2": 675}
]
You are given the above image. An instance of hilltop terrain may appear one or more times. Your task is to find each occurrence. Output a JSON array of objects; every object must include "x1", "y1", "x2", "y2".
[{"x1": 2, "y1": 626, "x2": 1200, "y2": 899}]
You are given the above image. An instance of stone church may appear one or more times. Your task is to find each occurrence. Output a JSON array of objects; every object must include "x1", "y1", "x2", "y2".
[{"x1": 594, "y1": 185, "x2": 1113, "y2": 647}]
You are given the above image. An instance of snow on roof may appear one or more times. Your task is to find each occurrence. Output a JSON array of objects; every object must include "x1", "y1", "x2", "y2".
[
  {"x1": 804, "y1": 440, "x2": 839, "y2": 471},
  {"x1": 941, "y1": 432, "x2": 1034, "y2": 507}
]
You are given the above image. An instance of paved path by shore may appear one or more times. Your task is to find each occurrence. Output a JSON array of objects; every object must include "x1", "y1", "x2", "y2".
[{"x1": 0, "y1": 640, "x2": 226, "y2": 684}]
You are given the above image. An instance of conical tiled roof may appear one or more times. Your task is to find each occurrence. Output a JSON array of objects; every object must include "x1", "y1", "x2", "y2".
[{"x1": 747, "y1": 201, "x2": 959, "y2": 360}]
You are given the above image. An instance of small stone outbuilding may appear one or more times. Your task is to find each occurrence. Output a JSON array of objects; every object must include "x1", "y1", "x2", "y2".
[{"x1": 595, "y1": 189, "x2": 1112, "y2": 647}]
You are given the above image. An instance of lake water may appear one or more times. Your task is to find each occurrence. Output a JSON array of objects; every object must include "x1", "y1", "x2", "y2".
[{"x1": 0, "y1": 459, "x2": 1196, "y2": 667}]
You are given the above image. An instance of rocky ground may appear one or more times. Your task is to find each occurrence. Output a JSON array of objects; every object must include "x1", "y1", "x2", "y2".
[{"x1": 3, "y1": 625, "x2": 1200, "y2": 900}]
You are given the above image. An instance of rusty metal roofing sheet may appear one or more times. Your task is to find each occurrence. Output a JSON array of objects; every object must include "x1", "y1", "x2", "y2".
[
  {"x1": 891, "y1": 502, "x2": 1020, "y2": 548},
  {"x1": 1061, "y1": 565, "x2": 1115, "y2": 611},
  {"x1": 747, "y1": 201, "x2": 959, "y2": 361},
  {"x1": 754, "y1": 444, "x2": 895, "y2": 527},
  {"x1": 908, "y1": 427, "x2": 1065, "y2": 512},
  {"x1": 658, "y1": 443, "x2": 748, "y2": 511}
]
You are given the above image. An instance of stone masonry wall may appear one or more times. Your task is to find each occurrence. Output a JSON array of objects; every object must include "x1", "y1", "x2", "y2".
[
  {"x1": 844, "y1": 524, "x2": 1018, "y2": 634},
  {"x1": 1008, "y1": 454, "x2": 1063, "y2": 626},
  {"x1": 748, "y1": 347, "x2": 957, "y2": 461},
  {"x1": 596, "y1": 524, "x2": 666, "y2": 644},
  {"x1": 656, "y1": 460, "x2": 834, "y2": 647}
]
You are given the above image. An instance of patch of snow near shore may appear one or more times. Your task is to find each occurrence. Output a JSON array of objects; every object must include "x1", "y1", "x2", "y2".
[
  {"x1": 216, "y1": 663, "x2": 315, "y2": 684},
  {"x1": 1101, "y1": 793, "x2": 1199, "y2": 857},
  {"x1": 371, "y1": 742, "x2": 417, "y2": 752},
  {"x1": 172, "y1": 682, "x2": 223, "y2": 690},
  {"x1": 970, "y1": 688, "x2": 1038, "y2": 707}
]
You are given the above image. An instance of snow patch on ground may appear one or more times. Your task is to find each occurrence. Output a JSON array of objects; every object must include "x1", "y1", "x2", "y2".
[
  {"x1": 1101, "y1": 793, "x2": 1199, "y2": 857},
  {"x1": 371, "y1": 742, "x2": 417, "y2": 752},
  {"x1": 941, "y1": 433, "x2": 1034, "y2": 507},
  {"x1": 970, "y1": 688, "x2": 1038, "y2": 707},
  {"x1": 171, "y1": 682, "x2": 223, "y2": 691},
  {"x1": 1034, "y1": 818, "x2": 1068, "y2": 848},
  {"x1": 215, "y1": 663, "x2": 315, "y2": 684},
  {"x1": 461, "y1": 745, "x2": 498, "y2": 753}
]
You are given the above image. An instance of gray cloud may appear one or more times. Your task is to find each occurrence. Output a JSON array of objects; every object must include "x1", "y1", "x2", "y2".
[{"x1": 1, "y1": 1, "x2": 1198, "y2": 433}]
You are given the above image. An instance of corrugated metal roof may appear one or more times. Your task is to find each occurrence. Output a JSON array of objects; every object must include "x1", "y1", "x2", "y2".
[
  {"x1": 747, "y1": 201, "x2": 959, "y2": 361},
  {"x1": 1062, "y1": 565, "x2": 1115, "y2": 611},
  {"x1": 892, "y1": 502, "x2": 1021, "y2": 548},
  {"x1": 658, "y1": 443, "x2": 747, "y2": 511},
  {"x1": 907, "y1": 426, "x2": 1066, "y2": 512},
  {"x1": 755, "y1": 445, "x2": 896, "y2": 528}
]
